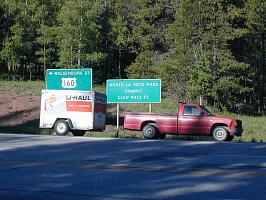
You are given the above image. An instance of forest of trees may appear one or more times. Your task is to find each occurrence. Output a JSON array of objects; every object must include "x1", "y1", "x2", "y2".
[{"x1": 0, "y1": 0, "x2": 265, "y2": 115}]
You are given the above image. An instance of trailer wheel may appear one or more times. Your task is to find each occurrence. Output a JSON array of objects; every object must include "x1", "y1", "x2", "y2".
[
  {"x1": 54, "y1": 120, "x2": 70, "y2": 136},
  {"x1": 142, "y1": 124, "x2": 159, "y2": 139},
  {"x1": 72, "y1": 130, "x2": 86, "y2": 136}
]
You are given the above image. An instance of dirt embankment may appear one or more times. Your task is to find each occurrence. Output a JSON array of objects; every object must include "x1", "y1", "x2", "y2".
[
  {"x1": 0, "y1": 91, "x2": 40, "y2": 127},
  {"x1": 0, "y1": 91, "x2": 120, "y2": 130}
]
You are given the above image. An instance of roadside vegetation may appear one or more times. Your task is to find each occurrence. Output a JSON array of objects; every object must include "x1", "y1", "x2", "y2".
[
  {"x1": 0, "y1": 80, "x2": 45, "y2": 95},
  {"x1": 0, "y1": 1, "x2": 266, "y2": 116},
  {"x1": 0, "y1": 80, "x2": 265, "y2": 143}
]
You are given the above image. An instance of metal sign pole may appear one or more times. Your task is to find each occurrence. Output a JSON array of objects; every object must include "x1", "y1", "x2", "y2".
[
  {"x1": 116, "y1": 103, "x2": 120, "y2": 137},
  {"x1": 149, "y1": 103, "x2": 152, "y2": 113}
]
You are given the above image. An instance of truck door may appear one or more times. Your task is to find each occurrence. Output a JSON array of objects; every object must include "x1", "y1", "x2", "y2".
[{"x1": 179, "y1": 105, "x2": 210, "y2": 134}]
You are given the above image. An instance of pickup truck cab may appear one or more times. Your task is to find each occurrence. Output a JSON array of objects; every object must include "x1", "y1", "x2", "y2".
[{"x1": 123, "y1": 103, "x2": 243, "y2": 141}]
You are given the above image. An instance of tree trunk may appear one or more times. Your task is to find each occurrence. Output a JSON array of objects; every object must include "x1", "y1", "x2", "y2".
[
  {"x1": 118, "y1": 48, "x2": 121, "y2": 78},
  {"x1": 43, "y1": 44, "x2": 46, "y2": 80}
]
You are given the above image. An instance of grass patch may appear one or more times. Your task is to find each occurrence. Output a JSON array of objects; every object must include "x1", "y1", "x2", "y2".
[
  {"x1": 0, "y1": 80, "x2": 45, "y2": 95},
  {"x1": 84, "y1": 130, "x2": 143, "y2": 139},
  {"x1": 236, "y1": 116, "x2": 266, "y2": 142},
  {"x1": 0, "y1": 123, "x2": 41, "y2": 135}
]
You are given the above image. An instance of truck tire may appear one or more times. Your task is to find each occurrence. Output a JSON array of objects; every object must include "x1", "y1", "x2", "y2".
[
  {"x1": 142, "y1": 124, "x2": 159, "y2": 139},
  {"x1": 212, "y1": 126, "x2": 229, "y2": 141},
  {"x1": 72, "y1": 130, "x2": 86, "y2": 136},
  {"x1": 54, "y1": 120, "x2": 70, "y2": 136}
]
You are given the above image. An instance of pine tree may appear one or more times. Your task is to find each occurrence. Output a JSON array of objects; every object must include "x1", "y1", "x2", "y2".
[
  {"x1": 34, "y1": 0, "x2": 61, "y2": 78},
  {"x1": 0, "y1": 0, "x2": 40, "y2": 79},
  {"x1": 56, "y1": 0, "x2": 105, "y2": 69},
  {"x1": 108, "y1": 0, "x2": 131, "y2": 78},
  {"x1": 244, "y1": 0, "x2": 266, "y2": 114},
  {"x1": 0, "y1": 22, "x2": 24, "y2": 75},
  {"x1": 126, "y1": 0, "x2": 169, "y2": 79},
  {"x1": 166, "y1": 0, "x2": 252, "y2": 112}
]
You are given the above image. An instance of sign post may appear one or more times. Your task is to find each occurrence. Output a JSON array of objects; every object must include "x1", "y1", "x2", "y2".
[
  {"x1": 149, "y1": 103, "x2": 152, "y2": 113},
  {"x1": 46, "y1": 68, "x2": 92, "y2": 91},
  {"x1": 116, "y1": 103, "x2": 120, "y2": 137}
]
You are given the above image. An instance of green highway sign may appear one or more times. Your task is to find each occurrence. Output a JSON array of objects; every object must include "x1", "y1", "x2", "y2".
[
  {"x1": 46, "y1": 68, "x2": 92, "y2": 91},
  {"x1": 107, "y1": 79, "x2": 161, "y2": 103}
]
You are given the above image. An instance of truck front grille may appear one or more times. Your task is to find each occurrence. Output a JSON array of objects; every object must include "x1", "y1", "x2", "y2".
[{"x1": 236, "y1": 120, "x2": 242, "y2": 128}]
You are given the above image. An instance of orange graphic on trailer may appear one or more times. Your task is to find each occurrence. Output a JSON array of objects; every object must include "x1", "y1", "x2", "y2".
[
  {"x1": 66, "y1": 101, "x2": 92, "y2": 112},
  {"x1": 45, "y1": 95, "x2": 57, "y2": 111}
]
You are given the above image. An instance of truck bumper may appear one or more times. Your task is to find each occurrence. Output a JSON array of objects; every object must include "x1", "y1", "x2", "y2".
[{"x1": 229, "y1": 127, "x2": 243, "y2": 137}]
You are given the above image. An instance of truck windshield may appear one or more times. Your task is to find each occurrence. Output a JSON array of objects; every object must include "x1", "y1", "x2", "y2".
[{"x1": 200, "y1": 106, "x2": 214, "y2": 116}]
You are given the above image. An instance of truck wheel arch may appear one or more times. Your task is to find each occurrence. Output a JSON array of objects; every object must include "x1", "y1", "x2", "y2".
[
  {"x1": 141, "y1": 121, "x2": 158, "y2": 131},
  {"x1": 210, "y1": 123, "x2": 228, "y2": 135}
]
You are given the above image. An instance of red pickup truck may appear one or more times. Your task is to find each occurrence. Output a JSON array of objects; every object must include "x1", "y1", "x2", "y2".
[{"x1": 123, "y1": 103, "x2": 243, "y2": 141}]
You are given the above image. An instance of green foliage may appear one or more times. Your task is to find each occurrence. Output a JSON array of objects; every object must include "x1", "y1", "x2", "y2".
[
  {"x1": 0, "y1": 0, "x2": 265, "y2": 114},
  {"x1": 108, "y1": 0, "x2": 133, "y2": 78},
  {"x1": 34, "y1": 0, "x2": 60, "y2": 76},
  {"x1": 56, "y1": 0, "x2": 104, "y2": 68},
  {"x1": 0, "y1": 80, "x2": 45, "y2": 95},
  {"x1": 164, "y1": 0, "x2": 253, "y2": 113},
  {"x1": 127, "y1": 50, "x2": 157, "y2": 79},
  {"x1": 189, "y1": 52, "x2": 215, "y2": 98},
  {"x1": 243, "y1": 0, "x2": 266, "y2": 114},
  {"x1": 109, "y1": 0, "x2": 129, "y2": 48},
  {"x1": 126, "y1": 0, "x2": 171, "y2": 79}
]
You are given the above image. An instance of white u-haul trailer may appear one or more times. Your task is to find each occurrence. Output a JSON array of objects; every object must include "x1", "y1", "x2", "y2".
[{"x1": 39, "y1": 90, "x2": 106, "y2": 136}]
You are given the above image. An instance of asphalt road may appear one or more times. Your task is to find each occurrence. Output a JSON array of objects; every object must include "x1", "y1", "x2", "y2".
[{"x1": 0, "y1": 133, "x2": 265, "y2": 200}]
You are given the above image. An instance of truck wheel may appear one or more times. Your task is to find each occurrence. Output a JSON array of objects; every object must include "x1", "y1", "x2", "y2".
[
  {"x1": 142, "y1": 124, "x2": 159, "y2": 139},
  {"x1": 54, "y1": 120, "x2": 70, "y2": 136},
  {"x1": 72, "y1": 130, "x2": 86, "y2": 136},
  {"x1": 212, "y1": 126, "x2": 229, "y2": 141}
]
